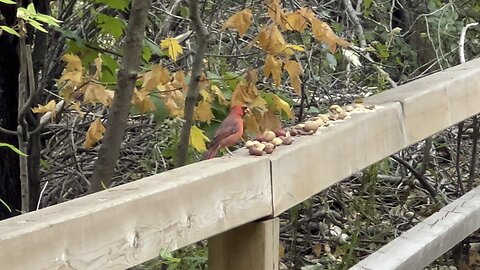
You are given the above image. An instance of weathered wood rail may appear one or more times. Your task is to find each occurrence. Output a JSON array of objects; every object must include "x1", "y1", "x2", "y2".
[{"x1": 0, "y1": 58, "x2": 479, "y2": 269}]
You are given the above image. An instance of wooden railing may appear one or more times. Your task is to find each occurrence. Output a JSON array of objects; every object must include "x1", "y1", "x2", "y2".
[{"x1": 0, "y1": 58, "x2": 479, "y2": 270}]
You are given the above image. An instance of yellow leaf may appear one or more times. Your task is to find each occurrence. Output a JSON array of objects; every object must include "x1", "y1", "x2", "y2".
[
  {"x1": 85, "y1": 118, "x2": 106, "y2": 149},
  {"x1": 69, "y1": 102, "x2": 85, "y2": 117},
  {"x1": 284, "y1": 60, "x2": 303, "y2": 95},
  {"x1": 260, "y1": 109, "x2": 282, "y2": 131},
  {"x1": 298, "y1": 7, "x2": 316, "y2": 21},
  {"x1": 195, "y1": 100, "x2": 214, "y2": 124},
  {"x1": 286, "y1": 44, "x2": 305, "y2": 52},
  {"x1": 258, "y1": 24, "x2": 287, "y2": 56},
  {"x1": 221, "y1": 8, "x2": 252, "y2": 37},
  {"x1": 265, "y1": 0, "x2": 285, "y2": 27},
  {"x1": 211, "y1": 85, "x2": 229, "y2": 106},
  {"x1": 200, "y1": 89, "x2": 214, "y2": 103},
  {"x1": 32, "y1": 100, "x2": 56, "y2": 120},
  {"x1": 251, "y1": 95, "x2": 267, "y2": 108},
  {"x1": 272, "y1": 94, "x2": 293, "y2": 118},
  {"x1": 133, "y1": 89, "x2": 156, "y2": 113},
  {"x1": 284, "y1": 10, "x2": 308, "y2": 32},
  {"x1": 264, "y1": 55, "x2": 282, "y2": 85},
  {"x1": 190, "y1": 125, "x2": 210, "y2": 152},
  {"x1": 82, "y1": 83, "x2": 114, "y2": 106},
  {"x1": 142, "y1": 65, "x2": 171, "y2": 92},
  {"x1": 245, "y1": 113, "x2": 262, "y2": 135},
  {"x1": 59, "y1": 54, "x2": 83, "y2": 85},
  {"x1": 93, "y1": 53, "x2": 103, "y2": 80},
  {"x1": 160, "y1": 38, "x2": 183, "y2": 61},
  {"x1": 311, "y1": 18, "x2": 351, "y2": 53}
]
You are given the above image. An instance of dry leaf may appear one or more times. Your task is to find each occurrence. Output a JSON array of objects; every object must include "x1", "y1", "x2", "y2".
[
  {"x1": 264, "y1": 54, "x2": 283, "y2": 85},
  {"x1": 195, "y1": 100, "x2": 214, "y2": 124},
  {"x1": 85, "y1": 118, "x2": 106, "y2": 149},
  {"x1": 221, "y1": 8, "x2": 253, "y2": 37},
  {"x1": 32, "y1": 100, "x2": 57, "y2": 120},
  {"x1": 211, "y1": 85, "x2": 229, "y2": 105},
  {"x1": 160, "y1": 37, "x2": 183, "y2": 61},
  {"x1": 284, "y1": 60, "x2": 303, "y2": 95},
  {"x1": 93, "y1": 53, "x2": 103, "y2": 80},
  {"x1": 190, "y1": 125, "x2": 210, "y2": 152}
]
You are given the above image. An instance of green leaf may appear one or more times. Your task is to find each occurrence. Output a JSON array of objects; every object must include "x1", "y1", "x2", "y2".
[
  {"x1": 95, "y1": 13, "x2": 125, "y2": 39},
  {"x1": 0, "y1": 143, "x2": 27, "y2": 156},
  {"x1": 95, "y1": 0, "x2": 130, "y2": 11},
  {"x1": 0, "y1": 0, "x2": 15, "y2": 4},
  {"x1": 28, "y1": 19, "x2": 48, "y2": 33},
  {"x1": 0, "y1": 26, "x2": 20, "y2": 37}
]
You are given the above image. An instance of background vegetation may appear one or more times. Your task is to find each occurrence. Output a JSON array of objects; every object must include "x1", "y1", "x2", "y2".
[{"x1": 0, "y1": 0, "x2": 479, "y2": 269}]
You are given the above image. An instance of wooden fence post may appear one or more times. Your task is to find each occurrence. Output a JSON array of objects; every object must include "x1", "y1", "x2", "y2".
[{"x1": 208, "y1": 218, "x2": 279, "y2": 270}]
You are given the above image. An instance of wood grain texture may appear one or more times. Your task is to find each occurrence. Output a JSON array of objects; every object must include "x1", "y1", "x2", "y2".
[
  {"x1": 351, "y1": 185, "x2": 480, "y2": 270},
  {"x1": 0, "y1": 156, "x2": 272, "y2": 269},
  {"x1": 269, "y1": 103, "x2": 406, "y2": 215},
  {"x1": 366, "y1": 58, "x2": 480, "y2": 144},
  {"x1": 208, "y1": 218, "x2": 279, "y2": 270}
]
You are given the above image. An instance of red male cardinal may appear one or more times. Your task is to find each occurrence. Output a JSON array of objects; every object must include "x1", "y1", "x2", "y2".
[{"x1": 202, "y1": 105, "x2": 249, "y2": 160}]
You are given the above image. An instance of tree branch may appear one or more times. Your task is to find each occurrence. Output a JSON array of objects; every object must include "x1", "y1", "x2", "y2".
[
  {"x1": 175, "y1": 0, "x2": 209, "y2": 167},
  {"x1": 88, "y1": 0, "x2": 152, "y2": 193}
]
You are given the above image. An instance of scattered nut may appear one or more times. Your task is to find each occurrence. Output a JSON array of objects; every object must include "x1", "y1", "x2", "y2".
[
  {"x1": 318, "y1": 114, "x2": 330, "y2": 122},
  {"x1": 295, "y1": 123, "x2": 305, "y2": 129},
  {"x1": 263, "y1": 130, "x2": 276, "y2": 141},
  {"x1": 365, "y1": 104, "x2": 375, "y2": 110},
  {"x1": 272, "y1": 137, "x2": 283, "y2": 146},
  {"x1": 255, "y1": 134, "x2": 266, "y2": 142},
  {"x1": 289, "y1": 129, "x2": 298, "y2": 136},
  {"x1": 304, "y1": 120, "x2": 321, "y2": 132},
  {"x1": 274, "y1": 129, "x2": 287, "y2": 137},
  {"x1": 245, "y1": 140, "x2": 255, "y2": 149},
  {"x1": 345, "y1": 105, "x2": 354, "y2": 112},
  {"x1": 264, "y1": 145, "x2": 275, "y2": 154},
  {"x1": 282, "y1": 136, "x2": 294, "y2": 145},
  {"x1": 338, "y1": 111, "x2": 348, "y2": 120},
  {"x1": 329, "y1": 113, "x2": 338, "y2": 121},
  {"x1": 330, "y1": 104, "x2": 343, "y2": 114},
  {"x1": 249, "y1": 147, "x2": 264, "y2": 156},
  {"x1": 254, "y1": 142, "x2": 266, "y2": 151}
]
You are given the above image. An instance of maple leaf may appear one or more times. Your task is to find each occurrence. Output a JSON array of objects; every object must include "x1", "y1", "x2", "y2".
[
  {"x1": 133, "y1": 89, "x2": 156, "y2": 113},
  {"x1": 284, "y1": 60, "x2": 303, "y2": 95},
  {"x1": 161, "y1": 37, "x2": 183, "y2": 61},
  {"x1": 199, "y1": 89, "x2": 214, "y2": 103},
  {"x1": 172, "y1": 70, "x2": 187, "y2": 91},
  {"x1": 93, "y1": 53, "x2": 103, "y2": 80},
  {"x1": 260, "y1": 109, "x2": 282, "y2": 131},
  {"x1": 85, "y1": 118, "x2": 106, "y2": 149},
  {"x1": 271, "y1": 94, "x2": 293, "y2": 119},
  {"x1": 264, "y1": 55, "x2": 282, "y2": 85},
  {"x1": 221, "y1": 8, "x2": 252, "y2": 37},
  {"x1": 190, "y1": 125, "x2": 210, "y2": 152},
  {"x1": 265, "y1": 0, "x2": 285, "y2": 28},
  {"x1": 245, "y1": 113, "x2": 262, "y2": 135},
  {"x1": 195, "y1": 100, "x2": 214, "y2": 124},
  {"x1": 258, "y1": 24, "x2": 287, "y2": 56},
  {"x1": 298, "y1": 7, "x2": 316, "y2": 21},
  {"x1": 311, "y1": 18, "x2": 351, "y2": 53},
  {"x1": 142, "y1": 65, "x2": 171, "y2": 92},
  {"x1": 59, "y1": 54, "x2": 83, "y2": 85},
  {"x1": 32, "y1": 100, "x2": 56, "y2": 120},
  {"x1": 211, "y1": 85, "x2": 229, "y2": 106},
  {"x1": 69, "y1": 102, "x2": 85, "y2": 117},
  {"x1": 82, "y1": 82, "x2": 114, "y2": 106},
  {"x1": 284, "y1": 10, "x2": 308, "y2": 32}
]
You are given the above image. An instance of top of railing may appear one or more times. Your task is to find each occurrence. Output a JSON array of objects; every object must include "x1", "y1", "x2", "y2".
[{"x1": 0, "y1": 58, "x2": 479, "y2": 269}]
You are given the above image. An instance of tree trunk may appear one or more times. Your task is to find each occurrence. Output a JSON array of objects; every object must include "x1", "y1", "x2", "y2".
[
  {"x1": 88, "y1": 0, "x2": 153, "y2": 193},
  {"x1": 0, "y1": 3, "x2": 21, "y2": 218}
]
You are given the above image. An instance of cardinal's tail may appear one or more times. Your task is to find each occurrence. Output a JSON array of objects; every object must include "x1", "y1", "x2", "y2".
[{"x1": 202, "y1": 144, "x2": 219, "y2": 160}]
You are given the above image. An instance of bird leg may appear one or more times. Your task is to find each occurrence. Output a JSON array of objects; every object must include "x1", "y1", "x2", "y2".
[{"x1": 226, "y1": 148, "x2": 234, "y2": 156}]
